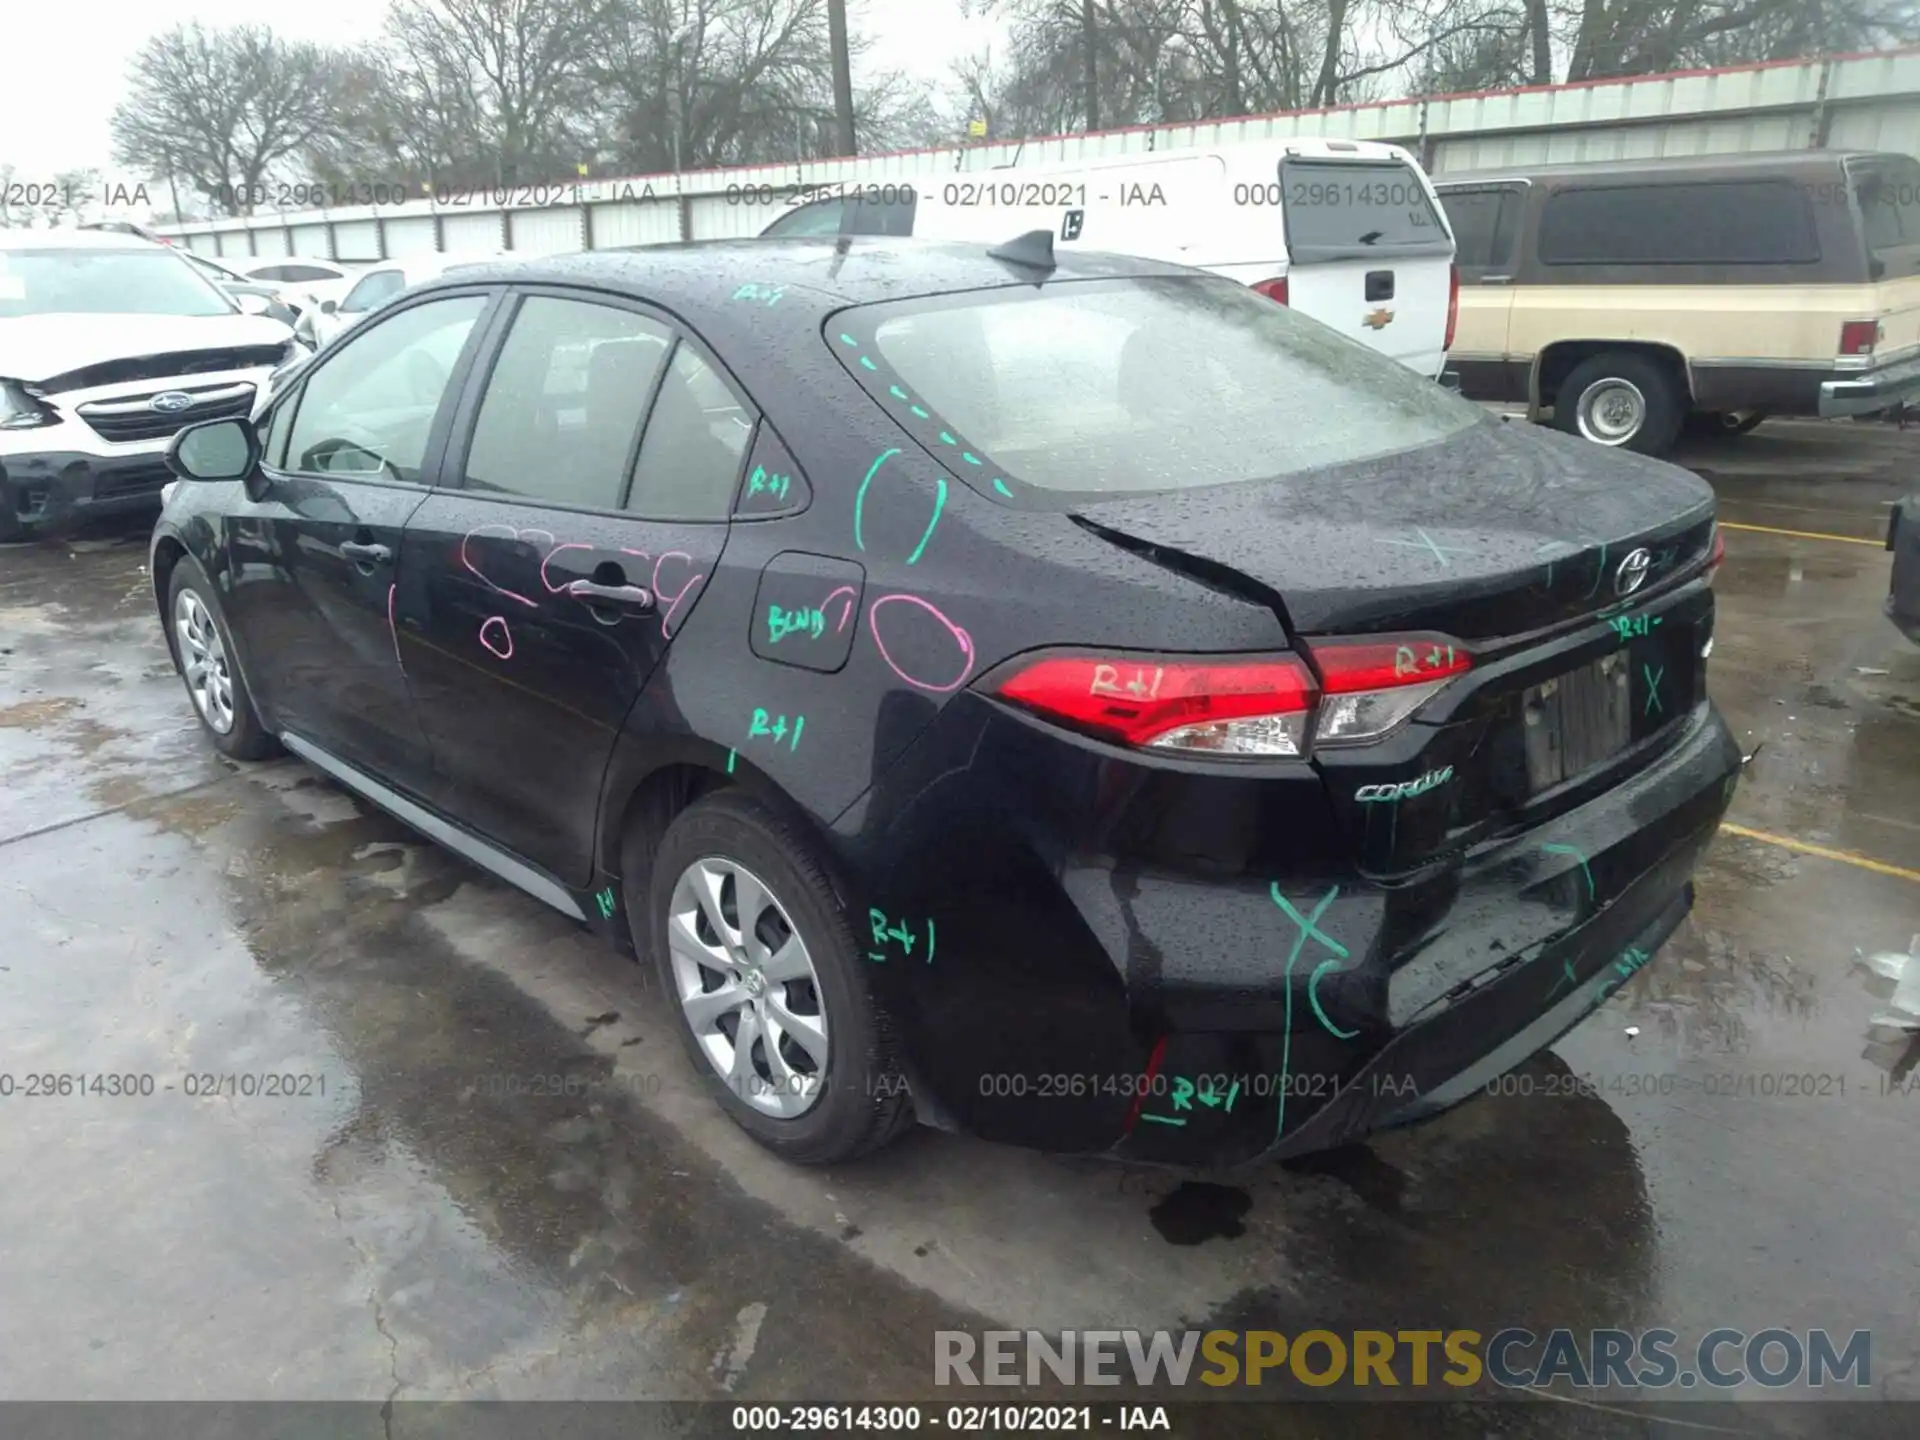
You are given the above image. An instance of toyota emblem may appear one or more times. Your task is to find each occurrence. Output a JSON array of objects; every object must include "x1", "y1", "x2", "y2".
[
  {"x1": 149, "y1": 391, "x2": 195, "y2": 414},
  {"x1": 1614, "y1": 547, "x2": 1653, "y2": 597}
]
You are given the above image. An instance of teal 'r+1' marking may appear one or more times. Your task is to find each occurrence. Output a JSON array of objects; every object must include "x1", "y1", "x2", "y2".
[{"x1": 1268, "y1": 883, "x2": 1351, "y2": 1140}]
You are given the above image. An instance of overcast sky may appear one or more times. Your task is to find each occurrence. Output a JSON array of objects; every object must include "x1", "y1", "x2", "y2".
[{"x1": 4, "y1": 0, "x2": 1002, "y2": 180}]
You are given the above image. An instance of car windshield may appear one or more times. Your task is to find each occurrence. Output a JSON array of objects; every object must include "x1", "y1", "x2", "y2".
[
  {"x1": 856, "y1": 275, "x2": 1482, "y2": 496},
  {"x1": 0, "y1": 246, "x2": 236, "y2": 318}
]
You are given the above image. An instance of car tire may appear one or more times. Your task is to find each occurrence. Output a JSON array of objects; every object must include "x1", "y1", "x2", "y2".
[
  {"x1": 166, "y1": 557, "x2": 281, "y2": 760},
  {"x1": 1554, "y1": 353, "x2": 1685, "y2": 456},
  {"x1": 640, "y1": 789, "x2": 913, "y2": 1164}
]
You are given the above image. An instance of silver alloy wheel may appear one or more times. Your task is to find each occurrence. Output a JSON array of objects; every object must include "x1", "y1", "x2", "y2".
[
  {"x1": 1574, "y1": 376, "x2": 1647, "y2": 446},
  {"x1": 174, "y1": 589, "x2": 236, "y2": 734},
  {"x1": 667, "y1": 856, "x2": 829, "y2": 1119}
]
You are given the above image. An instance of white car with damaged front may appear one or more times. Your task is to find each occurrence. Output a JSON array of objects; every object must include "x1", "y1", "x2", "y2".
[{"x1": 0, "y1": 231, "x2": 297, "y2": 542}]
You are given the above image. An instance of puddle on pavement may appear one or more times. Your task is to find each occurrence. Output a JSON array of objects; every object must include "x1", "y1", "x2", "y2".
[
  {"x1": 1148, "y1": 1181, "x2": 1252, "y2": 1245},
  {"x1": 0, "y1": 697, "x2": 82, "y2": 728}
]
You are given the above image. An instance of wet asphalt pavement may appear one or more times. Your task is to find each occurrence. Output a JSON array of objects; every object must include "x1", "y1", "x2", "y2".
[{"x1": 0, "y1": 419, "x2": 1915, "y2": 1437}]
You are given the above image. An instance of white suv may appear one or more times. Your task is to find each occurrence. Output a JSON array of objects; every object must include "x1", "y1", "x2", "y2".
[{"x1": 0, "y1": 231, "x2": 297, "y2": 542}]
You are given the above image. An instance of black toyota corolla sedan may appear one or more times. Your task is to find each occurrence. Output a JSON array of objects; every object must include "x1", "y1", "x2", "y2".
[{"x1": 150, "y1": 236, "x2": 1741, "y2": 1168}]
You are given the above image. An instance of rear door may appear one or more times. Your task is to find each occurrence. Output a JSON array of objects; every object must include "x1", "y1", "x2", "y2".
[
  {"x1": 394, "y1": 288, "x2": 747, "y2": 884},
  {"x1": 1278, "y1": 155, "x2": 1456, "y2": 377},
  {"x1": 1436, "y1": 182, "x2": 1527, "y2": 401}
]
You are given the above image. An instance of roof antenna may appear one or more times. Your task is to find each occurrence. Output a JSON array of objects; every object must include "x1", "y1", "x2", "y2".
[{"x1": 987, "y1": 228, "x2": 1056, "y2": 275}]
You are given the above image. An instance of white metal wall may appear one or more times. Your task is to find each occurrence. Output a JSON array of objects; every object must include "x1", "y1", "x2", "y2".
[{"x1": 169, "y1": 46, "x2": 1920, "y2": 262}]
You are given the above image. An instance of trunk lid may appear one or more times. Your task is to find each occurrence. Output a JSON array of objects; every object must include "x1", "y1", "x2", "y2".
[
  {"x1": 1068, "y1": 417, "x2": 1718, "y2": 872},
  {"x1": 1067, "y1": 417, "x2": 1714, "y2": 642}
]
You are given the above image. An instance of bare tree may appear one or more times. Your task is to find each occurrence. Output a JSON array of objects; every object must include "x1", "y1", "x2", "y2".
[
  {"x1": 111, "y1": 25, "x2": 347, "y2": 216},
  {"x1": 374, "y1": 0, "x2": 618, "y2": 188}
]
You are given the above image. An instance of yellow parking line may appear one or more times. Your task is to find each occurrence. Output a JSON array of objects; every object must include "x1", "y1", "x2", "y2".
[
  {"x1": 1718, "y1": 520, "x2": 1883, "y2": 547},
  {"x1": 1718, "y1": 821, "x2": 1920, "y2": 883}
]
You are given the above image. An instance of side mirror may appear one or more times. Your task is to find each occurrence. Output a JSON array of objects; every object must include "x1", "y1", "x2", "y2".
[
  {"x1": 319, "y1": 298, "x2": 339, "y2": 315},
  {"x1": 232, "y1": 291, "x2": 274, "y2": 317},
  {"x1": 166, "y1": 417, "x2": 260, "y2": 482}
]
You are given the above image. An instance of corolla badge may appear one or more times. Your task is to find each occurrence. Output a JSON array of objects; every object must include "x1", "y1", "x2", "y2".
[
  {"x1": 1614, "y1": 546, "x2": 1653, "y2": 597},
  {"x1": 148, "y1": 391, "x2": 195, "y2": 414}
]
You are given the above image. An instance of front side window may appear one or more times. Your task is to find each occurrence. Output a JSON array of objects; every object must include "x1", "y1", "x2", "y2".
[
  {"x1": 283, "y1": 295, "x2": 487, "y2": 482},
  {"x1": 856, "y1": 276, "x2": 1481, "y2": 498},
  {"x1": 340, "y1": 269, "x2": 406, "y2": 313},
  {"x1": 463, "y1": 296, "x2": 673, "y2": 509},
  {"x1": 0, "y1": 246, "x2": 235, "y2": 318},
  {"x1": 1538, "y1": 180, "x2": 1820, "y2": 265}
]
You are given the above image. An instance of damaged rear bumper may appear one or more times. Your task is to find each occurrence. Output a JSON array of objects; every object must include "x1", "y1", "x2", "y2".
[{"x1": 1112, "y1": 700, "x2": 1742, "y2": 1166}]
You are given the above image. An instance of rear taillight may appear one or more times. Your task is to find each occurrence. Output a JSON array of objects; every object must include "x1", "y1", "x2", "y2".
[
  {"x1": 992, "y1": 654, "x2": 1318, "y2": 756},
  {"x1": 1705, "y1": 524, "x2": 1726, "y2": 584},
  {"x1": 989, "y1": 635, "x2": 1472, "y2": 758},
  {"x1": 1305, "y1": 635, "x2": 1472, "y2": 747},
  {"x1": 1444, "y1": 263, "x2": 1460, "y2": 351},
  {"x1": 1840, "y1": 319, "x2": 1882, "y2": 356},
  {"x1": 1252, "y1": 276, "x2": 1288, "y2": 306}
]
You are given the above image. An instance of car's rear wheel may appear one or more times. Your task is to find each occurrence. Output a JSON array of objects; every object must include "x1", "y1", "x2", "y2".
[
  {"x1": 642, "y1": 790, "x2": 913, "y2": 1163},
  {"x1": 1554, "y1": 353, "x2": 1684, "y2": 456},
  {"x1": 167, "y1": 558, "x2": 280, "y2": 760}
]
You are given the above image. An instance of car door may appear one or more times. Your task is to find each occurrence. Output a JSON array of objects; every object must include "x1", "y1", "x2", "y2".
[
  {"x1": 1437, "y1": 181, "x2": 1527, "y2": 401},
  {"x1": 222, "y1": 289, "x2": 496, "y2": 784},
  {"x1": 393, "y1": 288, "x2": 749, "y2": 884}
]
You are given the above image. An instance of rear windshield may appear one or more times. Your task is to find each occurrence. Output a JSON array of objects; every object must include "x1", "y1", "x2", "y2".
[
  {"x1": 1849, "y1": 155, "x2": 1920, "y2": 279},
  {"x1": 854, "y1": 276, "x2": 1481, "y2": 498},
  {"x1": 1279, "y1": 158, "x2": 1452, "y2": 263}
]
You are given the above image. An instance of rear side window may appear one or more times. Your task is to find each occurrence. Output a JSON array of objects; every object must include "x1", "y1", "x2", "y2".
[
  {"x1": 258, "y1": 263, "x2": 341, "y2": 283},
  {"x1": 1438, "y1": 186, "x2": 1522, "y2": 277},
  {"x1": 1539, "y1": 180, "x2": 1819, "y2": 265},
  {"x1": 464, "y1": 296, "x2": 673, "y2": 510},
  {"x1": 627, "y1": 343, "x2": 754, "y2": 519},
  {"x1": 857, "y1": 276, "x2": 1480, "y2": 498},
  {"x1": 1280, "y1": 158, "x2": 1451, "y2": 262}
]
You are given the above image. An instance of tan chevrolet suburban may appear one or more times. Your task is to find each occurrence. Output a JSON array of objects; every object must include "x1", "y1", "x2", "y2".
[{"x1": 1436, "y1": 150, "x2": 1920, "y2": 455}]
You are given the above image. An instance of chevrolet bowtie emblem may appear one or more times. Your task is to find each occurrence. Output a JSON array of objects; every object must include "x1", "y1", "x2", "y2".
[{"x1": 1363, "y1": 307, "x2": 1394, "y2": 330}]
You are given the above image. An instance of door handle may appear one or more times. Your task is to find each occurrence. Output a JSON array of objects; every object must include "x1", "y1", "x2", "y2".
[
  {"x1": 340, "y1": 540, "x2": 391, "y2": 565},
  {"x1": 566, "y1": 579, "x2": 655, "y2": 611},
  {"x1": 1482, "y1": 275, "x2": 1513, "y2": 285}
]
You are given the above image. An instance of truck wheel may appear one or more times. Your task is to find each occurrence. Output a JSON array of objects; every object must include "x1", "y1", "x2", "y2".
[{"x1": 1554, "y1": 353, "x2": 1685, "y2": 457}]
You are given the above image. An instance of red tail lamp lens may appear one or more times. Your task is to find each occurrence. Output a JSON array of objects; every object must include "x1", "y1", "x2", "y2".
[{"x1": 993, "y1": 654, "x2": 1317, "y2": 756}]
